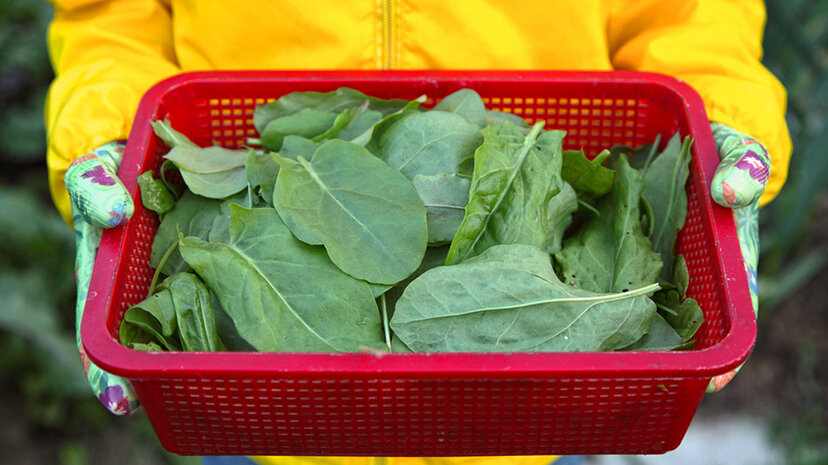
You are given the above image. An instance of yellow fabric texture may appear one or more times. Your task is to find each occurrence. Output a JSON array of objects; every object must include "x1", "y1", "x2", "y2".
[
  {"x1": 44, "y1": 1, "x2": 790, "y2": 463},
  {"x1": 46, "y1": 0, "x2": 791, "y2": 225}
]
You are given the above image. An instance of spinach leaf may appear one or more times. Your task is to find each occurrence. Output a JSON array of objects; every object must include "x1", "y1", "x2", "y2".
[
  {"x1": 378, "y1": 111, "x2": 483, "y2": 179},
  {"x1": 485, "y1": 110, "x2": 529, "y2": 128},
  {"x1": 150, "y1": 191, "x2": 223, "y2": 276},
  {"x1": 160, "y1": 160, "x2": 186, "y2": 197},
  {"x1": 150, "y1": 119, "x2": 199, "y2": 149},
  {"x1": 337, "y1": 109, "x2": 383, "y2": 142},
  {"x1": 351, "y1": 98, "x2": 424, "y2": 148},
  {"x1": 164, "y1": 272, "x2": 225, "y2": 352},
  {"x1": 245, "y1": 150, "x2": 279, "y2": 204},
  {"x1": 280, "y1": 135, "x2": 322, "y2": 160},
  {"x1": 446, "y1": 122, "x2": 574, "y2": 265},
  {"x1": 433, "y1": 88, "x2": 487, "y2": 127},
  {"x1": 561, "y1": 149, "x2": 614, "y2": 197},
  {"x1": 207, "y1": 191, "x2": 253, "y2": 244},
  {"x1": 137, "y1": 171, "x2": 176, "y2": 217},
  {"x1": 554, "y1": 155, "x2": 662, "y2": 294},
  {"x1": 641, "y1": 134, "x2": 693, "y2": 282},
  {"x1": 119, "y1": 288, "x2": 180, "y2": 351},
  {"x1": 253, "y1": 87, "x2": 414, "y2": 134},
  {"x1": 163, "y1": 145, "x2": 249, "y2": 199},
  {"x1": 411, "y1": 174, "x2": 471, "y2": 245},
  {"x1": 391, "y1": 244, "x2": 659, "y2": 352},
  {"x1": 542, "y1": 181, "x2": 578, "y2": 254},
  {"x1": 652, "y1": 289, "x2": 704, "y2": 343},
  {"x1": 119, "y1": 273, "x2": 225, "y2": 352},
  {"x1": 259, "y1": 108, "x2": 338, "y2": 151},
  {"x1": 210, "y1": 290, "x2": 255, "y2": 351},
  {"x1": 624, "y1": 312, "x2": 684, "y2": 351},
  {"x1": 179, "y1": 205, "x2": 384, "y2": 352},
  {"x1": 272, "y1": 139, "x2": 428, "y2": 285}
]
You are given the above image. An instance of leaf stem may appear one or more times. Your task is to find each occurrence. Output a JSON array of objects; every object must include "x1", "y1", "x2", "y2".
[
  {"x1": 149, "y1": 239, "x2": 179, "y2": 296},
  {"x1": 380, "y1": 294, "x2": 392, "y2": 352}
]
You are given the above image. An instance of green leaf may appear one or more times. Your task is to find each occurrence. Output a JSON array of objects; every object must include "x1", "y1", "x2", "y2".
[
  {"x1": 272, "y1": 139, "x2": 428, "y2": 285},
  {"x1": 378, "y1": 111, "x2": 483, "y2": 179},
  {"x1": 279, "y1": 135, "x2": 322, "y2": 160},
  {"x1": 253, "y1": 87, "x2": 414, "y2": 133},
  {"x1": 653, "y1": 289, "x2": 704, "y2": 343},
  {"x1": 164, "y1": 273, "x2": 225, "y2": 352},
  {"x1": 137, "y1": 171, "x2": 176, "y2": 217},
  {"x1": 245, "y1": 150, "x2": 279, "y2": 204},
  {"x1": 446, "y1": 122, "x2": 574, "y2": 265},
  {"x1": 160, "y1": 160, "x2": 187, "y2": 197},
  {"x1": 554, "y1": 155, "x2": 663, "y2": 293},
  {"x1": 561, "y1": 149, "x2": 614, "y2": 196},
  {"x1": 150, "y1": 191, "x2": 223, "y2": 276},
  {"x1": 337, "y1": 109, "x2": 384, "y2": 142},
  {"x1": 259, "y1": 108, "x2": 338, "y2": 151},
  {"x1": 163, "y1": 145, "x2": 249, "y2": 199},
  {"x1": 179, "y1": 206, "x2": 384, "y2": 352},
  {"x1": 542, "y1": 181, "x2": 578, "y2": 254},
  {"x1": 433, "y1": 88, "x2": 487, "y2": 127},
  {"x1": 624, "y1": 312, "x2": 684, "y2": 351},
  {"x1": 119, "y1": 288, "x2": 181, "y2": 351},
  {"x1": 484, "y1": 110, "x2": 529, "y2": 128},
  {"x1": 391, "y1": 244, "x2": 659, "y2": 352},
  {"x1": 411, "y1": 174, "x2": 471, "y2": 245},
  {"x1": 356, "y1": 98, "x2": 424, "y2": 150},
  {"x1": 150, "y1": 119, "x2": 199, "y2": 149},
  {"x1": 311, "y1": 105, "x2": 367, "y2": 142},
  {"x1": 207, "y1": 193, "x2": 250, "y2": 244},
  {"x1": 641, "y1": 134, "x2": 693, "y2": 281}
]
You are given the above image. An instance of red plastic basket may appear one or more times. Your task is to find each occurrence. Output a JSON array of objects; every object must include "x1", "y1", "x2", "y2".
[{"x1": 82, "y1": 70, "x2": 756, "y2": 457}]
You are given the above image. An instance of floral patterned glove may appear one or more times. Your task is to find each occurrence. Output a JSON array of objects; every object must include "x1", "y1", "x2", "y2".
[
  {"x1": 65, "y1": 141, "x2": 140, "y2": 414},
  {"x1": 706, "y1": 122, "x2": 770, "y2": 392}
]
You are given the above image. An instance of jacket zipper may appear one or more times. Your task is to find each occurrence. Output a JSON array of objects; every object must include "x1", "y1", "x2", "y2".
[{"x1": 381, "y1": 0, "x2": 398, "y2": 69}]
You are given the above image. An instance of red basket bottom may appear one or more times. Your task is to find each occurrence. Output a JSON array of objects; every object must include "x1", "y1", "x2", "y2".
[{"x1": 136, "y1": 375, "x2": 709, "y2": 456}]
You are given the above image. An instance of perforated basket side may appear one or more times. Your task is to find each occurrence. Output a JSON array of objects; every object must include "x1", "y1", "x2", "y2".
[{"x1": 83, "y1": 70, "x2": 756, "y2": 457}]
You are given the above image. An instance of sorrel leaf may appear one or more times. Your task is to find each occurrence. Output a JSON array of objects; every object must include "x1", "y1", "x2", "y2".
[
  {"x1": 163, "y1": 145, "x2": 249, "y2": 199},
  {"x1": 253, "y1": 87, "x2": 414, "y2": 134},
  {"x1": 641, "y1": 134, "x2": 693, "y2": 282},
  {"x1": 272, "y1": 139, "x2": 427, "y2": 285},
  {"x1": 554, "y1": 155, "x2": 662, "y2": 293},
  {"x1": 378, "y1": 111, "x2": 483, "y2": 179},
  {"x1": 411, "y1": 174, "x2": 471, "y2": 245},
  {"x1": 445, "y1": 122, "x2": 574, "y2": 265},
  {"x1": 164, "y1": 272, "x2": 225, "y2": 352},
  {"x1": 433, "y1": 88, "x2": 487, "y2": 127},
  {"x1": 259, "y1": 108, "x2": 338, "y2": 151},
  {"x1": 179, "y1": 205, "x2": 384, "y2": 352},
  {"x1": 150, "y1": 191, "x2": 223, "y2": 276},
  {"x1": 137, "y1": 171, "x2": 176, "y2": 217},
  {"x1": 391, "y1": 244, "x2": 659, "y2": 352},
  {"x1": 561, "y1": 149, "x2": 614, "y2": 196}
]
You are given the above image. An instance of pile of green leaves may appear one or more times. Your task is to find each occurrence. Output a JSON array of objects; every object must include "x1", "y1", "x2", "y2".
[{"x1": 123, "y1": 87, "x2": 703, "y2": 354}]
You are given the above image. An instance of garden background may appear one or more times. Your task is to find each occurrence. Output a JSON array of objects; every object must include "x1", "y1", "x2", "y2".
[{"x1": 1, "y1": 1, "x2": 825, "y2": 463}]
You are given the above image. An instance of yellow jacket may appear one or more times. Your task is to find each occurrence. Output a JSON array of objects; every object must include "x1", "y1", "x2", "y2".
[
  {"x1": 46, "y1": 0, "x2": 791, "y2": 227},
  {"x1": 45, "y1": 1, "x2": 790, "y2": 463}
]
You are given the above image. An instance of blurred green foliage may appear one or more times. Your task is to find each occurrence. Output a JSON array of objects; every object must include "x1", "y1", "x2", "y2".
[
  {"x1": 758, "y1": 0, "x2": 828, "y2": 311},
  {"x1": 0, "y1": 0, "x2": 825, "y2": 463}
]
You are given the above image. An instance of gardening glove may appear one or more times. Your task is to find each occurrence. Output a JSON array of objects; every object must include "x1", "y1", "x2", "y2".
[
  {"x1": 65, "y1": 140, "x2": 140, "y2": 415},
  {"x1": 706, "y1": 122, "x2": 770, "y2": 392}
]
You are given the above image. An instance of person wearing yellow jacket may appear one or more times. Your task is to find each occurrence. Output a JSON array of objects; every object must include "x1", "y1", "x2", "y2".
[{"x1": 46, "y1": 1, "x2": 792, "y2": 465}]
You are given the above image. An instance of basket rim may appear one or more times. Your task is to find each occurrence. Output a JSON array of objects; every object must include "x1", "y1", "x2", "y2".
[{"x1": 82, "y1": 69, "x2": 757, "y2": 380}]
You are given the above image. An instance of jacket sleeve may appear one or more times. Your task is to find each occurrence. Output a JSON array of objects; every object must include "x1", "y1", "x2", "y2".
[
  {"x1": 608, "y1": 0, "x2": 791, "y2": 207},
  {"x1": 46, "y1": 0, "x2": 180, "y2": 225}
]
